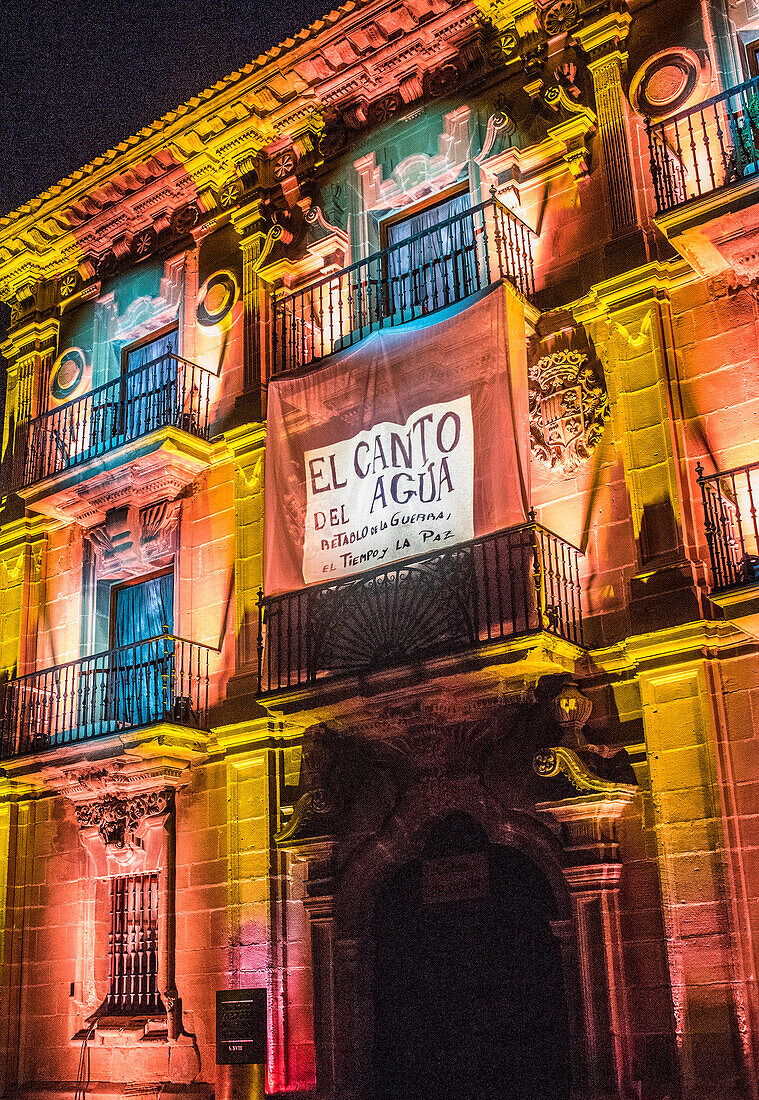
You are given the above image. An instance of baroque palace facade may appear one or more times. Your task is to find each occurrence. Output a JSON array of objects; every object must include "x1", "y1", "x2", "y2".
[{"x1": 3, "y1": 0, "x2": 759, "y2": 1098}]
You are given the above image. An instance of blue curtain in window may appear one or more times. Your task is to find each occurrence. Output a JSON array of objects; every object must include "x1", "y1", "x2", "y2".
[
  {"x1": 121, "y1": 330, "x2": 178, "y2": 441},
  {"x1": 386, "y1": 192, "x2": 475, "y2": 317},
  {"x1": 112, "y1": 573, "x2": 174, "y2": 727}
]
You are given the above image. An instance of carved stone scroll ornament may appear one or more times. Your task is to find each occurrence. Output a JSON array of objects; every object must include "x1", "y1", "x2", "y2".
[
  {"x1": 533, "y1": 746, "x2": 637, "y2": 798},
  {"x1": 75, "y1": 788, "x2": 173, "y2": 851},
  {"x1": 276, "y1": 724, "x2": 341, "y2": 845},
  {"x1": 533, "y1": 683, "x2": 638, "y2": 795},
  {"x1": 528, "y1": 347, "x2": 610, "y2": 473}
]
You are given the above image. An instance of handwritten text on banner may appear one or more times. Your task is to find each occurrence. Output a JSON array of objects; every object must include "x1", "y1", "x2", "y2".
[{"x1": 303, "y1": 396, "x2": 474, "y2": 583}]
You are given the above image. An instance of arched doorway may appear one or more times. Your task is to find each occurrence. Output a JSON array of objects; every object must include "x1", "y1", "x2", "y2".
[{"x1": 372, "y1": 813, "x2": 571, "y2": 1100}]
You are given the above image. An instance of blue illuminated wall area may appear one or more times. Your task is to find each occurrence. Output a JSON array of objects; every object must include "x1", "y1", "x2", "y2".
[{"x1": 55, "y1": 258, "x2": 178, "y2": 401}]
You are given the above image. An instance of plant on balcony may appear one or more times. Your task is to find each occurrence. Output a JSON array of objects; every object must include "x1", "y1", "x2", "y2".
[{"x1": 725, "y1": 91, "x2": 759, "y2": 184}]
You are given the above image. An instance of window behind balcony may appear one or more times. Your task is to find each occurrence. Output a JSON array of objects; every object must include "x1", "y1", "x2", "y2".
[
  {"x1": 111, "y1": 571, "x2": 174, "y2": 726},
  {"x1": 119, "y1": 327, "x2": 178, "y2": 440},
  {"x1": 106, "y1": 872, "x2": 162, "y2": 1016},
  {"x1": 385, "y1": 191, "x2": 475, "y2": 317}
]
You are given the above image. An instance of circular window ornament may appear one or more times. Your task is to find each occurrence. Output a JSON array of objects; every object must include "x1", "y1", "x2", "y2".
[
  {"x1": 197, "y1": 271, "x2": 239, "y2": 327},
  {"x1": 51, "y1": 348, "x2": 86, "y2": 400},
  {"x1": 630, "y1": 48, "x2": 710, "y2": 120}
]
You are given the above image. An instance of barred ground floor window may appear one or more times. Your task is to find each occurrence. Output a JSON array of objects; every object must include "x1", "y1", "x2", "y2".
[{"x1": 106, "y1": 872, "x2": 163, "y2": 1015}]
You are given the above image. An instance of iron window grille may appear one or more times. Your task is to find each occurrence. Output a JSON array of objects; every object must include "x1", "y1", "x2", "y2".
[{"x1": 105, "y1": 872, "x2": 163, "y2": 1016}]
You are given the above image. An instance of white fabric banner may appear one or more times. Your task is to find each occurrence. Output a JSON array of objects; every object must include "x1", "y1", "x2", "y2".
[
  {"x1": 264, "y1": 281, "x2": 530, "y2": 595},
  {"x1": 303, "y1": 395, "x2": 474, "y2": 584}
]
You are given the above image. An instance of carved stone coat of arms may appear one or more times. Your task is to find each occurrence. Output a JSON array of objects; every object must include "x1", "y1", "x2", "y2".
[{"x1": 528, "y1": 348, "x2": 609, "y2": 473}]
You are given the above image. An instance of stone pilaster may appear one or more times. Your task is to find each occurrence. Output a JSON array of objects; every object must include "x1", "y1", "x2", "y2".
[
  {"x1": 576, "y1": 11, "x2": 645, "y2": 273},
  {"x1": 538, "y1": 792, "x2": 637, "y2": 1097},
  {"x1": 640, "y1": 659, "x2": 759, "y2": 1099},
  {"x1": 299, "y1": 841, "x2": 338, "y2": 1096},
  {"x1": 0, "y1": 315, "x2": 59, "y2": 493},
  {"x1": 575, "y1": 270, "x2": 711, "y2": 632},
  {"x1": 231, "y1": 199, "x2": 271, "y2": 421}
]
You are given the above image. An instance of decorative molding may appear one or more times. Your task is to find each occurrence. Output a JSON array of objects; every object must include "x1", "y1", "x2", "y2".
[
  {"x1": 629, "y1": 47, "x2": 710, "y2": 122},
  {"x1": 539, "y1": 1, "x2": 580, "y2": 37},
  {"x1": 197, "y1": 269, "x2": 239, "y2": 326},
  {"x1": 74, "y1": 787, "x2": 173, "y2": 850},
  {"x1": 49, "y1": 346, "x2": 88, "y2": 402},
  {"x1": 354, "y1": 106, "x2": 472, "y2": 213}
]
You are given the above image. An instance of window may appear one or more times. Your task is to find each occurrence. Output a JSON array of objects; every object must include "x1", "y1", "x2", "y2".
[
  {"x1": 120, "y1": 327, "x2": 179, "y2": 440},
  {"x1": 110, "y1": 570, "x2": 175, "y2": 726},
  {"x1": 106, "y1": 873, "x2": 162, "y2": 1016},
  {"x1": 743, "y1": 37, "x2": 759, "y2": 79},
  {"x1": 384, "y1": 190, "x2": 476, "y2": 316}
]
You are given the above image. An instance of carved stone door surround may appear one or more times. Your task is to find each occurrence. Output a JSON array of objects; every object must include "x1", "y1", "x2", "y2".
[{"x1": 280, "y1": 686, "x2": 639, "y2": 1100}]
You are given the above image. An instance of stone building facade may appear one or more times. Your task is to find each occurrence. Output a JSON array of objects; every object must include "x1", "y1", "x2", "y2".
[{"x1": 0, "y1": 0, "x2": 759, "y2": 1098}]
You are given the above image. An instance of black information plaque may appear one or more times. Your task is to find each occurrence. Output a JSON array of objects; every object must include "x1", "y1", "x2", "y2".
[{"x1": 216, "y1": 988, "x2": 267, "y2": 1065}]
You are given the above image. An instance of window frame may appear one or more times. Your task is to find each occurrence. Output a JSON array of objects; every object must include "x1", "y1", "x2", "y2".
[
  {"x1": 379, "y1": 183, "x2": 471, "y2": 250},
  {"x1": 105, "y1": 871, "x2": 163, "y2": 1018},
  {"x1": 108, "y1": 565, "x2": 175, "y2": 650},
  {"x1": 120, "y1": 322, "x2": 179, "y2": 376}
]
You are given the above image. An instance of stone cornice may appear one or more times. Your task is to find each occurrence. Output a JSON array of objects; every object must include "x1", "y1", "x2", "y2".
[
  {"x1": 0, "y1": 0, "x2": 622, "y2": 302},
  {"x1": 0, "y1": 0, "x2": 477, "y2": 277},
  {"x1": 588, "y1": 618, "x2": 757, "y2": 677},
  {"x1": 0, "y1": 724, "x2": 209, "y2": 793},
  {"x1": 569, "y1": 256, "x2": 696, "y2": 322}
]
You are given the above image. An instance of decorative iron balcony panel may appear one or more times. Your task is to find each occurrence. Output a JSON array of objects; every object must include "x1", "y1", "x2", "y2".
[
  {"x1": 0, "y1": 632, "x2": 215, "y2": 760},
  {"x1": 646, "y1": 75, "x2": 759, "y2": 214},
  {"x1": 271, "y1": 195, "x2": 535, "y2": 376},
  {"x1": 12, "y1": 353, "x2": 214, "y2": 491},
  {"x1": 257, "y1": 522, "x2": 583, "y2": 694},
  {"x1": 697, "y1": 459, "x2": 759, "y2": 590}
]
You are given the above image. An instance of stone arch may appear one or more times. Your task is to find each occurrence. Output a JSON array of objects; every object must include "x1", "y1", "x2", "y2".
[{"x1": 329, "y1": 774, "x2": 583, "y2": 1100}]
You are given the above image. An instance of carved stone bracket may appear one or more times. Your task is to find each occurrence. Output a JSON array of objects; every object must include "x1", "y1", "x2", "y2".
[
  {"x1": 88, "y1": 497, "x2": 181, "y2": 578},
  {"x1": 534, "y1": 681, "x2": 638, "y2": 796},
  {"x1": 276, "y1": 724, "x2": 343, "y2": 846},
  {"x1": 534, "y1": 745, "x2": 637, "y2": 799}
]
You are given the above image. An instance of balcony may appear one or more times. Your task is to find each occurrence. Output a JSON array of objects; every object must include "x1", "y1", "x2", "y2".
[
  {"x1": 256, "y1": 521, "x2": 583, "y2": 697},
  {"x1": 11, "y1": 353, "x2": 215, "y2": 523},
  {"x1": 0, "y1": 631, "x2": 215, "y2": 761},
  {"x1": 646, "y1": 76, "x2": 759, "y2": 277},
  {"x1": 271, "y1": 195, "x2": 535, "y2": 376},
  {"x1": 697, "y1": 459, "x2": 759, "y2": 637}
]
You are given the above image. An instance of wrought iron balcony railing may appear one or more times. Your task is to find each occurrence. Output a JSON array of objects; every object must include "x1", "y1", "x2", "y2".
[
  {"x1": 697, "y1": 459, "x2": 759, "y2": 590},
  {"x1": 256, "y1": 521, "x2": 583, "y2": 694},
  {"x1": 0, "y1": 631, "x2": 216, "y2": 760},
  {"x1": 12, "y1": 353, "x2": 214, "y2": 491},
  {"x1": 272, "y1": 195, "x2": 535, "y2": 376},
  {"x1": 646, "y1": 75, "x2": 759, "y2": 214}
]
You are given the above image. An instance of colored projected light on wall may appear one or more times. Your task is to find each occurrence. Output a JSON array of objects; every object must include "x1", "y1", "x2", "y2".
[
  {"x1": 51, "y1": 348, "x2": 86, "y2": 400},
  {"x1": 197, "y1": 272, "x2": 238, "y2": 326}
]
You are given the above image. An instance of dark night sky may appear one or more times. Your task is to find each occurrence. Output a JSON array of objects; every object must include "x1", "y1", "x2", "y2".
[{"x1": 1, "y1": 0, "x2": 333, "y2": 217}]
